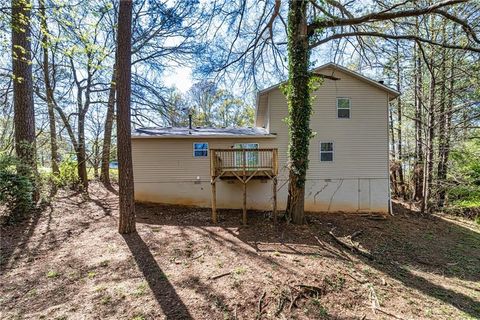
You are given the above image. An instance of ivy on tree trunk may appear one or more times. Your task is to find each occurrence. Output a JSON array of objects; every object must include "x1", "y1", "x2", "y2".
[{"x1": 284, "y1": 0, "x2": 311, "y2": 224}]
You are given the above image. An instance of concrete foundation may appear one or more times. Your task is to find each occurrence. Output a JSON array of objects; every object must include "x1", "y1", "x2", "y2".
[{"x1": 134, "y1": 178, "x2": 389, "y2": 214}]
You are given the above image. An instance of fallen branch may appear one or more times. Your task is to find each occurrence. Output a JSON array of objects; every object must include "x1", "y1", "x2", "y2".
[
  {"x1": 256, "y1": 291, "x2": 267, "y2": 319},
  {"x1": 274, "y1": 293, "x2": 286, "y2": 316},
  {"x1": 191, "y1": 251, "x2": 204, "y2": 260},
  {"x1": 288, "y1": 293, "x2": 300, "y2": 313},
  {"x1": 328, "y1": 228, "x2": 374, "y2": 260},
  {"x1": 369, "y1": 285, "x2": 380, "y2": 313},
  {"x1": 349, "y1": 230, "x2": 363, "y2": 241},
  {"x1": 295, "y1": 284, "x2": 324, "y2": 296},
  {"x1": 209, "y1": 271, "x2": 232, "y2": 280},
  {"x1": 343, "y1": 272, "x2": 368, "y2": 284}
]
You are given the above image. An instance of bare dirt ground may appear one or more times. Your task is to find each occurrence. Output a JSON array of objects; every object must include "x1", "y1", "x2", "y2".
[{"x1": 1, "y1": 183, "x2": 479, "y2": 320}]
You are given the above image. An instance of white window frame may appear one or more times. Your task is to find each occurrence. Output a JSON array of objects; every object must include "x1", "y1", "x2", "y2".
[
  {"x1": 193, "y1": 142, "x2": 209, "y2": 157},
  {"x1": 336, "y1": 97, "x2": 351, "y2": 119},
  {"x1": 320, "y1": 141, "x2": 334, "y2": 162}
]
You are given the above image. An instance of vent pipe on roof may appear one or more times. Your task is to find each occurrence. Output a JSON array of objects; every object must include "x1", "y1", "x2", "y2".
[{"x1": 378, "y1": 80, "x2": 384, "y2": 84}]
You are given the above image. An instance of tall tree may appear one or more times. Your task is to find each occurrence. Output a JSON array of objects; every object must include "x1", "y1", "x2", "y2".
[
  {"x1": 284, "y1": 0, "x2": 310, "y2": 224},
  {"x1": 395, "y1": 41, "x2": 406, "y2": 199},
  {"x1": 100, "y1": 63, "x2": 116, "y2": 187},
  {"x1": 11, "y1": 0, "x2": 38, "y2": 200},
  {"x1": 413, "y1": 35, "x2": 424, "y2": 201},
  {"x1": 39, "y1": 0, "x2": 60, "y2": 177},
  {"x1": 436, "y1": 24, "x2": 453, "y2": 208},
  {"x1": 116, "y1": 0, "x2": 136, "y2": 234}
]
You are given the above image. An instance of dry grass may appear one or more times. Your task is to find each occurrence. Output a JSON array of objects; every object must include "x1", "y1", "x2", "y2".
[{"x1": 1, "y1": 183, "x2": 479, "y2": 319}]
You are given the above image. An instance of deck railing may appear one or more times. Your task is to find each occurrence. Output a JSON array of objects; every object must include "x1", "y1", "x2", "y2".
[{"x1": 210, "y1": 148, "x2": 278, "y2": 177}]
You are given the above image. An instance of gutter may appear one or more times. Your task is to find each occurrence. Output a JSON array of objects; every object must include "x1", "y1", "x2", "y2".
[{"x1": 131, "y1": 134, "x2": 277, "y2": 139}]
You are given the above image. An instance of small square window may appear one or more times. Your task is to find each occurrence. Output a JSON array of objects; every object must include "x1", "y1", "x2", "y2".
[
  {"x1": 337, "y1": 98, "x2": 350, "y2": 118},
  {"x1": 320, "y1": 142, "x2": 334, "y2": 162},
  {"x1": 193, "y1": 142, "x2": 208, "y2": 157}
]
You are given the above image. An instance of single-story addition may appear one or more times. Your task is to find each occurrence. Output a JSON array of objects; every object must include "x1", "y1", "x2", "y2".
[{"x1": 131, "y1": 62, "x2": 400, "y2": 220}]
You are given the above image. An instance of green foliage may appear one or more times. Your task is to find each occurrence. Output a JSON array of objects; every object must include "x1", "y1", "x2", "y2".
[
  {"x1": 450, "y1": 139, "x2": 480, "y2": 185},
  {"x1": 448, "y1": 187, "x2": 480, "y2": 208},
  {"x1": 52, "y1": 156, "x2": 80, "y2": 189},
  {"x1": 0, "y1": 153, "x2": 34, "y2": 221},
  {"x1": 446, "y1": 138, "x2": 480, "y2": 223},
  {"x1": 46, "y1": 270, "x2": 59, "y2": 278},
  {"x1": 448, "y1": 139, "x2": 480, "y2": 210}
]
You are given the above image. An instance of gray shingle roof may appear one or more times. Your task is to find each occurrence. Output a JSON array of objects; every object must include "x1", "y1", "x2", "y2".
[{"x1": 132, "y1": 126, "x2": 275, "y2": 138}]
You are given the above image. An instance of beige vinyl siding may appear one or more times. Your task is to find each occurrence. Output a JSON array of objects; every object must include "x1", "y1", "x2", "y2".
[
  {"x1": 255, "y1": 94, "x2": 269, "y2": 129},
  {"x1": 268, "y1": 67, "x2": 389, "y2": 180},
  {"x1": 132, "y1": 137, "x2": 277, "y2": 183}
]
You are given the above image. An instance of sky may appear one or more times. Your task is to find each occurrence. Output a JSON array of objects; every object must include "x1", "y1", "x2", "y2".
[{"x1": 163, "y1": 66, "x2": 193, "y2": 93}]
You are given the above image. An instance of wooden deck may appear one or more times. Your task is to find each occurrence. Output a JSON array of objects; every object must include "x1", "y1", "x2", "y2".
[{"x1": 210, "y1": 148, "x2": 278, "y2": 224}]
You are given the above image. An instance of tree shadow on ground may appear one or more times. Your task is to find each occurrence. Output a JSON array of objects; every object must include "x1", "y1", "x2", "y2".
[
  {"x1": 1, "y1": 208, "x2": 42, "y2": 270},
  {"x1": 122, "y1": 232, "x2": 193, "y2": 319},
  {"x1": 135, "y1": 202, "x2": 480, "y2": 318}
]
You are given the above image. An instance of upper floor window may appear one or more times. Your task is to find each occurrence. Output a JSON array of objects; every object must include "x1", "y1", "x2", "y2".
[
  {"x1": 193, "y1": 142, "x2": 208, "y2": 157},
  {"x1": 337, "y1": 98, "x2": 350, "y2": 118},
  {"x1": 320, "y1": 142, "x2": 334, "y2": 162}
]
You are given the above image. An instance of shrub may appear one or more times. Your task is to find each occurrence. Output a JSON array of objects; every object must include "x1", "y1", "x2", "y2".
[
  {"x1": 0, "y1": 153, "x2": 34, "y2": 221},
  {"x1": 52, "y1": 157, "x2": 80, "y2": 189}
]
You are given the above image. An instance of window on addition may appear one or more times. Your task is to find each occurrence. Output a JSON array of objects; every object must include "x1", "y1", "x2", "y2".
[
  {"x1": 337, "y1": 98, "x2": 350, "y2": 118},
  {"x1": 320, "y1": 142, "x2": 334, "y2": 162}
]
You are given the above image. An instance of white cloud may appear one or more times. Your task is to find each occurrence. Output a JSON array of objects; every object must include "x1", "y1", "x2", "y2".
[{"x1": 163, "y1": 66, "x2": 192, "y2": 93}]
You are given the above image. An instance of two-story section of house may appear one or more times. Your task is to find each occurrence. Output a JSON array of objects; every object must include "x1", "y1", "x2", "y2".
[{"x1": 131, "y1": 63, "x2": 399, "y2": 215}]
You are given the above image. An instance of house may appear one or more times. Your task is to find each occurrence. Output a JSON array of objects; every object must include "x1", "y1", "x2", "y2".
[{"x1": 131, "y1": 63, "x2": 399, "y2": 217}]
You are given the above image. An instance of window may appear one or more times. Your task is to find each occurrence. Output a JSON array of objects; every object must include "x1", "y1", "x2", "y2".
[
  {"x1": 193, "y1": 142, "x2": 208, "y2": 157},
  {"x1": 337, "y1": 98, "x2": 350, "y2": 118},
  {"x1": 234, "y1": 143, "x2": 259, "y2": 168},
  {"x1": 320, "y1": 142, "x2": 334, "y2": 162}
]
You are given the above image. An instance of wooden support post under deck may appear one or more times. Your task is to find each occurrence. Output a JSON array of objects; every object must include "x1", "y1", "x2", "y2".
[
  {"x1": 242, "y1": 182, "x2": 247, "y2": 225},
  {"x1": 211, "y1": 179, "x2": 217, "y2": 223},
  {"x1": 273, "y1": 177, "x2": 277, "y2": 224}
]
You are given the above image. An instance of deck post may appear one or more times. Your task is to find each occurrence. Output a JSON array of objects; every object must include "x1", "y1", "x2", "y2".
[
  {"x1": 273, "y1": 177, "x2": 277, "y2": 224},
  {"x1": 211, "y1": 179, "x2": 217, "y2": 223},
  {"x1": 242, "y1": 182, "x2": 247, "y2": 225}
]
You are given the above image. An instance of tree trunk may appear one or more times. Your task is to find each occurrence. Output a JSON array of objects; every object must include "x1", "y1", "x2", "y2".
[
  {"x1": 413, "y1": 41, "x2": 424, "y2": 201},
  {"x1": 39, "y1": 0, "x2": 59, "y2": 176},
  {"x1": 285, "y1": 0, "x2": 310, "y2": 224},
  {"x1": 422, "y1": 56, "x2": 435, "y2": 213},
  {"x1": 436, "y1": 37, "x2": 447, "y2": 208},
  {"x1": 437, "y1": 25, "x2": 454, "y2": 208},
  {"x1": 117, "y1": 0, "x2": 136, "y2": 234},
  {"x1": 389, "y1": 103, "x2": 399, "y2": 197},
  {"x1": 100, "y1": 65, "x2": 117, "y2": 187},
  {"x1": 77, "y1": 113, "x2": 89, "y2": 190},
  {"x1": 395, "y1": 44, "x2": 405, "y2": 198},
  {"x1": 11, "y1": 0, "x2": 38, "y2": 201}
]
